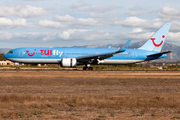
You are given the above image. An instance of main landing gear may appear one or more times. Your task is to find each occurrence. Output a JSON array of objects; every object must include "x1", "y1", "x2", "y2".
[
  {"x1": 83, "y1": 67, "x2": 93, "y2": 70},
  {"x1": 83, "y1": 64, "x2": 93, "y2": 70}
]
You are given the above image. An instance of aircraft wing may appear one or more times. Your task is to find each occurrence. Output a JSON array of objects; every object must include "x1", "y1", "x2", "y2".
[
  {"x1": 76, "y1": 40, "x2": 131, "y2": 64},
  {"x1": 147, "y1": 51, "x2": 173, "y2": 57}
]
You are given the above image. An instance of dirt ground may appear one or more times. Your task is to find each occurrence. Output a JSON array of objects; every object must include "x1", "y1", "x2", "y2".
[{"x1": 0, "y1": 71, "x2": 180, "y2": 120}]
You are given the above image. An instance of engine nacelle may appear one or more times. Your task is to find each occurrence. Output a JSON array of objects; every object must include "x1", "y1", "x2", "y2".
[{"x1": 60, "y1": 58, "x2": 77, "y2": 68}]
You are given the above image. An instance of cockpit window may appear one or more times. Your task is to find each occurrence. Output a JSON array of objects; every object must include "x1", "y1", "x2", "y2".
[{"x1": 8, "y1": 51, "x2": 13, "y2": 54}]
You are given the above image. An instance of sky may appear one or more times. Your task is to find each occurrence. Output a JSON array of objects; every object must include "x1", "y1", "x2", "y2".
[{"x1": 0, "y1": 0, "x2": 180, "y2": 48}]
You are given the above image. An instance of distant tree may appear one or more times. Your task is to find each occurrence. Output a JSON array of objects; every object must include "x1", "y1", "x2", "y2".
[{"x1": 0, "y1": 54, "x2": 5, "y2": 61}]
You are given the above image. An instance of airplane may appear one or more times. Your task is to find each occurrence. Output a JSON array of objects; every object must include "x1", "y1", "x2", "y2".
[{"x1": 4, "y1": 23, "x2": 172, "y2": 70}]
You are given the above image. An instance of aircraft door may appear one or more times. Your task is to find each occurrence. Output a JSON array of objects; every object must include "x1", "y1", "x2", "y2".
[
  {"x1": 19, "y1": 50, "x2": 23, "y2": 57},
  {"x1": 132, "y1": 52, "x2": 138, "y2": 59}
]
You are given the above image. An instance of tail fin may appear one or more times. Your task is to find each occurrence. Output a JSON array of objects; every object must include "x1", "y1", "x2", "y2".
[{"x1": 138, "y1": 23, "x2": 171, "y2": 52}]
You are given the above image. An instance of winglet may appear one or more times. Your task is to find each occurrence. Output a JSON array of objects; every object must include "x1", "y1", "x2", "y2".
[
  {"x1": 116, "y1": 40, "x2": 131, "y2": 53},
  {"x1": 108, "y1": 46, "x2": 111, "y2": 49}
]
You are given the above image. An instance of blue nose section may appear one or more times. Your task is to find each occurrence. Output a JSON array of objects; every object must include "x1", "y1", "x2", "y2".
[
  {"x1": 4, "y1": 54, "x2": 10, "y2": 59},
  {"x1": 4, "y1": 54, "x2": 7, "y2": 59}
]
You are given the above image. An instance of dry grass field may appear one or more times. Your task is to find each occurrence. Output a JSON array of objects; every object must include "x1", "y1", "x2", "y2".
[{"x1": 0, "y1": 71, "x2": 180, "y2": 119}]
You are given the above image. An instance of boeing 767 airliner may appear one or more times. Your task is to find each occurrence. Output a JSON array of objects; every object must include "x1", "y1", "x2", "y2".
[{"x1": 4, "y1": 23, "x2": 172, "y2": 70}]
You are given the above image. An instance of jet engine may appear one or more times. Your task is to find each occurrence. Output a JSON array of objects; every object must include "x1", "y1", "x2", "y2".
[{"x1": 60, "y1": 58, "x2": 77, "y2": 67}]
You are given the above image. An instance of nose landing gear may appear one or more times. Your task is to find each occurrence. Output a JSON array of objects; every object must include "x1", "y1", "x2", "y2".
[{"x1": 15, "y1": 63, "x2": 20, "y2": 69}]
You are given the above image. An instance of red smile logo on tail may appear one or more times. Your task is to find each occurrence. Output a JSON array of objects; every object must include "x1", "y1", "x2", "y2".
[{"x1": 150, "y1": 35, "x2": 165, "y2": 47}]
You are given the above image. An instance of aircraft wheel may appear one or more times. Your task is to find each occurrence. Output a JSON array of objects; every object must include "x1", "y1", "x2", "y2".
[
  {"x1": 83, "y1": 67, "x2": 87, "y2": 70},
  {"x1": 83, "y1": 67, "x2": 93, "y2": 70}
]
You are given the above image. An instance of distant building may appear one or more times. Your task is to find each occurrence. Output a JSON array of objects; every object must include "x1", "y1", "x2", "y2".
[
  {"x1": 0, "y1": 60, "x2": 14, "y2": 65},
  {"x1": 158, "y1": 66, "x2": 162, "y2": 69}
]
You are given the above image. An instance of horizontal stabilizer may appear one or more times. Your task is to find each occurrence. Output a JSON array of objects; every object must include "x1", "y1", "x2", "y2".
[
  {"x1": 116, "y1": 39, "x2": 131, "y2": 53},
  {"x1": 147, "y1": 51, "x2": 173, "y2": 57}
]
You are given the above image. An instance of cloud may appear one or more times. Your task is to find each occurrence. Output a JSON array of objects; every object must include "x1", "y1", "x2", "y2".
[
  {"x1": 124, "y1": 31, "x2": 180, "y2": 42},
  {"x1": 77, "y1": 18, "x2": 101, "y2": 26},
  {"x1": 126, "y1": 10, "x2": 157, "y2": 16},
  {"x1": 61, "y1": 8, "x2": 73, "y2": 12},
  {"x1": 0, "y1": 32, "x2": 14, "y2": 40},
  {"x1": 79, "y1": 31, "x2": 116, "y2": 41},
  {"x1": 53, "y1": 15, "x2": 75, "y2": 22},
  {"x1": 113, "y1": 15, "x2": 180, "y2": 32},
  {"x1": 126, "y1": 11, "x2": 138, "y2": 16},
  {"x1": 42, "y1": 33, "x2": 57, "y2": 41},
  {"x1": 130, "y1": 28, "x2": 143, "y2": 33},
  {"x1": 38, "y1": 20, "x2": 67, "y2": 28},
  {"x1": 40, "y1": 30, "x2": 114, "y2": 41},
  {"x1": 121, "y1": 31, "x2": 177, "y2": 42},
  {"x1": 57, "y1": 30, "x2": 119, "y2": 41},
  {"x1": 126, "y1": 32, "x2": 155, "y2": 40},
  {"x1": 58, "y1": 29, "x2": 90, "y2": 40},
  {"x1": 46, "y1": 7, "x2": 57, "y2": 13},
  {"x1": 0, "y1": 32, "x2": 28, "y2": 40},
  {"x1": 114, "y1": 17, "x2": 163, "y2": 29},
  {"x1": 78, "y1": 6, "x2": 121, "y2": 13},
  {"x1": 0, "y1": 18, "x2": 28, "y2": 29},
  {"x1": 51, "y1": 13, "x2": 118, "y2": 28},
  {"x1": 158, "y1": 7, "x2": 180, "y2": 19},
  {"x1": 71, "y1": 1, "x2": 90, "y2": 9},
  {"x1": 0, "y1": 29, "x2": 178, "y2": 46},
  {"x1": 126, "y1": 6, "x2": 158, "y2": 16},
  {"x1": 0, "y1": 32, "x2": 54, "y2": 42},
  {"x1": 0, "y1": 30, "x2": 112, "y2": 42},
  {"x1": 24, "y1": 0, "x2": 44, "y2": 1},
  {"x1": 63, "y1": 5, "x2": 121, "y2": 13},
  {"x1": 89, "y1": 12, "x2": 117, "y2": 20},
  {"x1": 0, "y1": 30, "x2": 116, "y2": 42},
  {"x1": 170, "y1": 21, "x2": 180, "y2": 32},
  {"x1": 167, "y1": 32, "x2": 180, "y2": 41},
  {"x1": 130, "y1": 6, "x2": 142, "y2": 11},
  {"x1": 0, "y1": 5, "x2": 47, "y2": 18},
  {"x1": 40, "y1": 15, "x2": 103, "y2": 29}
]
